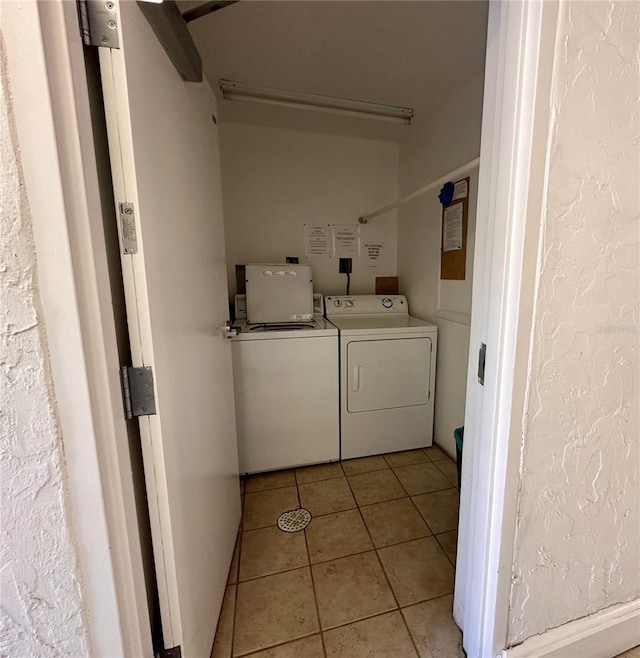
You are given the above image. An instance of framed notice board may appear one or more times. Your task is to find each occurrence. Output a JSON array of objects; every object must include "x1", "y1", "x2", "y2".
[{"x1": 440, "y1": 176, "x2": 470, "y2": 280}]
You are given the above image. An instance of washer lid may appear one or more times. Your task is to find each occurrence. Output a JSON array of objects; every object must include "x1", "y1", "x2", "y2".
[
  {"x1": 231, "y1": 318, "x2": 338, "y2": 340},
  {"x1": 329, "y1": 314, "x2": 437, "y2": 335}
]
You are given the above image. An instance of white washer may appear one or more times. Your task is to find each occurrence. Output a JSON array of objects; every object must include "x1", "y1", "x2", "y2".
[
  {"x1": 231, "y1": 295, "x2": 339, "y2": 474},
  {"x1": 326, "y1": 295, "x2": 437, "y2": 460}
]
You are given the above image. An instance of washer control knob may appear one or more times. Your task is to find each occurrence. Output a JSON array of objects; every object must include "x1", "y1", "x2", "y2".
[
  {"x1": 381, "y1": 298, "x2": 393, "y2": 308},
  {"x1": 344, "y1": 299, "x2": 354, "y2": 308},
  {"x1": 333, "y1": 299, "x2": 342, "y2": 307}
]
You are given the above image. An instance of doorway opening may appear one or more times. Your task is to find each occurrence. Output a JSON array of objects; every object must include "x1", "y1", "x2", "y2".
[
  {"x1": 178, "y1": 1, "x2": 488, "y2": 655},
  {"x1": 86, "y1": 0, "x2": 491, "y2": 655}
]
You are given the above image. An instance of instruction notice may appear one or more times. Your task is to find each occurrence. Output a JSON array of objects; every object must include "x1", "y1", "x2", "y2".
[
  {"x1": 333, "y1": 224, "x2": 360, "y2": 257},
  {"x1": 304, "y1": 224, "x2": 333, "y2": 258},
  {"x1": 452, "y1": 179, "x2": 468, "y2": 201},
  {"x1": 443, "y1": 203, "x2": 464, "y2": 252},
  {"x1": 364, "y1": 241, "x2": 384, "y2": 267}
]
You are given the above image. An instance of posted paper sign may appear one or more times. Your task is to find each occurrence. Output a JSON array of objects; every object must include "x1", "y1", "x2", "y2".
[
  {"x1": 364, "y1": 241, "x2": 384, "y2": 267},
  {"x1": 452, "y1": 179, "x2": 468, "y2": 201},
  {"x1": 304, "y1": 224, "x2": 333, "y2": 258},
  {"x1": 333, "y1": 225, "x2": 360, "y2": 257},
  {"x1": 443, "y1": 203, "x2": 463, "y2": 252}
]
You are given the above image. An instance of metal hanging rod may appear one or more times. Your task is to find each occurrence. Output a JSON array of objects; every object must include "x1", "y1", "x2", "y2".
[
  {"x1": 181, "y1": 1, "x2": 238, "y2": 23},
  {"x1": 358, "y1": 156, "x2": 480, "y2": 224}
]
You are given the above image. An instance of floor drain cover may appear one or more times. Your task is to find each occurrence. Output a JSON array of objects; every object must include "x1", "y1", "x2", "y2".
[{"x1": 277, "y1": 508, "x2": 312, "y2": 533}]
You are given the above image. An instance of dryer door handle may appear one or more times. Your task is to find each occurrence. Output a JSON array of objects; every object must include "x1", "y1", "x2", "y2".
[{"x1": 352, "y1": 364, "x2": 363, "y2": 392}]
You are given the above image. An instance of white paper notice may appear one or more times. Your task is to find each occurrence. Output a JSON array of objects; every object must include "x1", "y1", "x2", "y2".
[
  {"x1": 443, "y1": 203, "x2": 464, "y2": 252},
  {"x1": 304, "y1": 224, "x2": 333, "y2": 258},
  {"x1": 364, "y1": 241, "x2": 384, "y2": 267},
  {"x1": 452, "y1": 179, "x2": 468, "y2": 201},
  {"x1": 333, "y1": 225, "x2": 360, "y2": 257}
]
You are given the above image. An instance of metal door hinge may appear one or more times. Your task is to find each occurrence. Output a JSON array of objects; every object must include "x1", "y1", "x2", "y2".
[
  {"x1": 121, "y1": 366, "x2": 157, "y2": 419},
  {"x1": 157, "y1": 646, "x2": 181, "y2": 658},
  {"x1": 477, "y1": 343, "x2": 487, "y2": 385},
  {"x1": 119, "y1": 202, "x2": 138, "y2": 254},
  {"x1": 77, "y1": 0, "x2": 120, "y2": 48}
]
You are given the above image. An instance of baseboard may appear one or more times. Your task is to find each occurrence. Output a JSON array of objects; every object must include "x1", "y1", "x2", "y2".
[{"x1": 502, "y1": 599, "x2": 640, "y2": 658}]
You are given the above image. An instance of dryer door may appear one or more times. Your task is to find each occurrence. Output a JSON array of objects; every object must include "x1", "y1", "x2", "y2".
[{"x1": 347, "y1": 337, "x2": 432, "y2": 413}]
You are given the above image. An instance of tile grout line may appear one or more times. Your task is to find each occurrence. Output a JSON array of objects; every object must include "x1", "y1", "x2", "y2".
[
  {"x1": 407, "y1": 483, "x2": 458, "y2": 496},
  {"x1": 320, "y1": 592, "x2": 463, "y2": 635},
  {"x1": 233, "y1": 453, "x2": 460, "y2": 655},
  {"x1": 244, "y1": 481, "x2": 297, "y2": 495},
  {"x1": 431, "y1": 457, "x2": 459, "y2": 488},
  {"x1": 342, "y1": 469, "x2": 421, "y2": 658},
  {"x1": 409, "y1": 485, "x2": 461, "y2": 537},
  {"x1": 343, "y1": 465, "x2": 409, "y2": 507},
  {"x1": 231, "y1": 483, "x2": 312, "y2": 657},
  {"x1": 388, "y1": 464, "x2": 411, "y2": 497},
  {"x1": 341, "y1": 465, "x2": 390, "y2": 477},
  {"x1": 232, "y1": 632, "x2": 319, "y2": 658},
  {"x1": 391, "y1": 462, "x2": 457, "y2": 496},
  {"x1": 434, "y1": 531, "x2": 457, "y2": 569},
  {"x1": 299, "y1": 486, "x2": 328, "y2": 658},
  {"x1": 235, "y1": 529, "x2": 458, "y2": 585}
]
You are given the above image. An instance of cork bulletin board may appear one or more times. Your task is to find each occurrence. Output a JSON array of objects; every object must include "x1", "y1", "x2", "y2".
[{"x1": 440, "y1": 176, "x2": 470, "y2": 280}]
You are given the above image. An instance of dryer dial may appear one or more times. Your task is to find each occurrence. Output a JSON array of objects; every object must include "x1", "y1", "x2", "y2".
[{"x1": 381, "y1": 298, "x2": 393, "y2": 309}]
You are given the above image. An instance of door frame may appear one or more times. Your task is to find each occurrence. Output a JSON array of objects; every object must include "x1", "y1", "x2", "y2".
[
  {"x1": 454, "y1": 1, "x2": 559, "y2": 657},
  {"x1": 5, "y1": 1, "x2": 152, "y2": 655},
  {"x1": 8, "y1": 0, "x2": 558, "y2": 656}
]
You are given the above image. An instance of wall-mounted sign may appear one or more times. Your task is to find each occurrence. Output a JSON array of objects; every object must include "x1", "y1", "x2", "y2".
[
  {"x1": 304, "y1": 224, "x2": 333, "y2": 258},
  {"x1": 452, "y1": 179, "x2": 468, "y2": 201},
  {"x1": 333, "y1": 224, "x2": 360, "y2": 257},
  {"x1": 364, "y1": 241, "x2": 384, "y2": 267},
  {"x1": 442, "y1": 203, "x2": 464, "y2": 252}
]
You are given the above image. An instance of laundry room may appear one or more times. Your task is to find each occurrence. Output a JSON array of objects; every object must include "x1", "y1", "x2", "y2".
[
  {"x1": 11, "y1": 1, "x2": 638, "y2": 657},
  {"x1": 81, "y1": 1, "x2": 489, "y2": 656},
  {"x1": 179, "y1": 2, "x2": 488, "y2": 656},
  {"x1": 186, "y1": 0, "x2": 487, "y2": 460}
]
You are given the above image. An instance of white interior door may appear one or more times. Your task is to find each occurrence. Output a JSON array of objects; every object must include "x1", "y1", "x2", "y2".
[{"x1": 98, "y1": 2, "x2": 241, "y2": 656}]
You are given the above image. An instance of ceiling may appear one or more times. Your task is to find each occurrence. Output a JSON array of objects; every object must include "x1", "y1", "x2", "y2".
[{"x1": 180, "y1": 1, "x2": 489, "y2": 141}]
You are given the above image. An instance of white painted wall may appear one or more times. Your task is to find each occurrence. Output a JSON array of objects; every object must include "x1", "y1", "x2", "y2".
[
  {"x1": 507, "y1": 0, "x2": 640, "y2": 645},
  {"x1": 219, "y1": 122, "x2": 398, "y2": 299},
  {"x1": 397, "y1": 72, "x2": 485, "y2": 457},
  {"x1": 0, "y1": 31, "x2": 90, "y2": 657}
]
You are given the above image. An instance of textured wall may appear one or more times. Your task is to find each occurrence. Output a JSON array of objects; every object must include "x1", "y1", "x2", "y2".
[
  {"x1": 0, "y1": 35, "x2": 90, "y2": 657},
  {"x1": 508, "y1": 0, "x2": 640, "y2": 644}
]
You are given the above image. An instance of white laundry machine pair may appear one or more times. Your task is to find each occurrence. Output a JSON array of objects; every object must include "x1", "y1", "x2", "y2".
[{"x1": 325, "y1": 295, "x2": 438, "y2": 460}]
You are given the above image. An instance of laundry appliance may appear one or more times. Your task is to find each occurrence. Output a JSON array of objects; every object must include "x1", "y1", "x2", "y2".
[
  {"x1": 325, "y1": 295, "x2": 437, "y2": 460},
  {"x1": 231, "y1": 265, "x2": 339, "y2": 474}
]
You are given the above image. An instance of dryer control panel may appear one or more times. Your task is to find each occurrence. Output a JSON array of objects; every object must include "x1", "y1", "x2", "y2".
[{"x1": 325, "y1": 295, "x2": 408, "y2": 316}]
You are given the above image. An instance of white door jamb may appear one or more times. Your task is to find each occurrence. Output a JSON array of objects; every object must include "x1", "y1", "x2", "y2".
[{"x1": 455, "y1": 1, "x2": 559, "y2": 656}]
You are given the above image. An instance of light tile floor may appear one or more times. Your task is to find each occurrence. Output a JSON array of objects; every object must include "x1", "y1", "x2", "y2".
[
  {"x1": 617, "y1": 648, "x2": 640, "y2": 657},
  {"x1": 212, "y1": 447, "x2": 463, "y2": 658}
]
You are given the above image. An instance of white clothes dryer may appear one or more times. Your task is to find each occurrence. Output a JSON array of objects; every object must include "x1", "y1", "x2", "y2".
[{"x1": 325, "y1": 295, "x2": 437, "y2": 460}]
